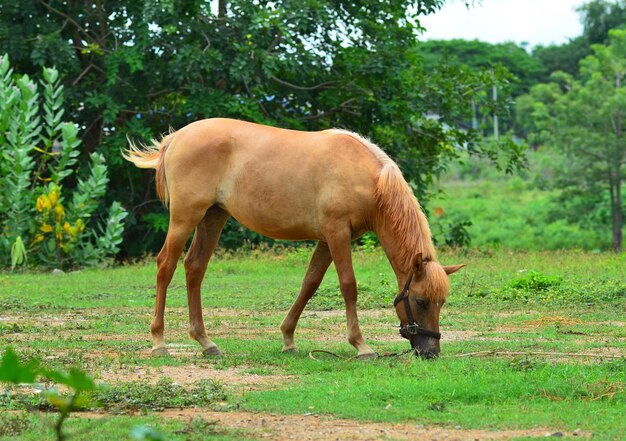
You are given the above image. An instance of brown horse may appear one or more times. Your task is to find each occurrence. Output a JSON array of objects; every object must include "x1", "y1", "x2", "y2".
[{"x1": 124, "y1": 118, "x2": 464, "y2": 359}]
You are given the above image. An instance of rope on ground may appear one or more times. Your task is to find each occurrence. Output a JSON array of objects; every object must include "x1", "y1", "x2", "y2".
[
  {"x1": 308, "y1": 348, "x2": 415, "y2": 360},
  {"x1": 451, "y1": 350, "x2": 624, "y2": 360},
  {"x1": 308, "y1": 349, "x2": 624, "y2": 361},
  {"x1": 308, "y1": 350, "x2": 356, "y2": 360}
]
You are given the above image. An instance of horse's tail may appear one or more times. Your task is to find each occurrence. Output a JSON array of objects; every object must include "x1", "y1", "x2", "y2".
[{"x1": 123, "y1": 131, "x2": 176, "y2": 206}]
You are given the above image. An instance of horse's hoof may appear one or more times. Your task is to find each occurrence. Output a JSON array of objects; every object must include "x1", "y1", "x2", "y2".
[
  {"x1": 282, "y1": 346, "x2": 298, "y2": 354},
  {"x1": 151, "y1": 347, "x2": 170, "y2": 357},
  {"x1": 357, "y1": 352, "x2": 377, "y2": 360},
  {"x1": 203, "y1": 346, "x2": 223, "y2": 357}
]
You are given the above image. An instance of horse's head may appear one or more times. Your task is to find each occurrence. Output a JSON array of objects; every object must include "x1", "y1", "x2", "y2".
[{"x1": 393, "y1": 253, "x2": 464, "y2": 359}]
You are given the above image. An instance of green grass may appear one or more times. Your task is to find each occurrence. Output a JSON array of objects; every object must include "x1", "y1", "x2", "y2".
[
  {"x1": 430, "y1": 149, "x2": 624, "y2": 251},
  {"x1": 1, "y1": 249, "x2": 625, "y2": 440}
]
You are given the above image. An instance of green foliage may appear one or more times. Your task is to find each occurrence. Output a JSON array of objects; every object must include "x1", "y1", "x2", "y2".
[
  {"x1": 0, "y1": 411, "x2": 31, "y2": 437},
  {"x1": 419, "y1": 39, "x2": 545, "y2": 95},
  {"x1": 432, "y1": 218, "x2": 473, "y2": 250},
  {"x1": 0, "y1": 54, "x2": 127, "y2": 268},
  {"x1": 93, "y1": 378, "x2": 227, "y2": 412},
  {"x1": 580, "y1": 0, "x2": 626, "y2": 45},
  {"x1": 507, "y1": 271, "x2": 563, "y2": 291},
  {"x1": 530, "y1": 1, "x2": 626, "y2": 80},
  {"x1": 0, "y1": 347, "x2": 39, "y2": 383},
  {"x1": 0, "y1": 347, "x2": 98, "y2": 441},
  {"x1": 0, "y1": 1, "x2": 525, "y2": 256},
  {"x1": 532, "y1": 37, "x2": 591, "y2": 80},
  {"x1": 10, "y1": 235, "x2": 26, "y2": 269},
  {"x1": 488, "y1": 276, "x2": 624, "y2": 303},
  {"x1": 518, "y1": 30, "x2": 626, "y2": 251},
  {"x1": 432, "y1": 151, "x2": 612, "y2": 251}
]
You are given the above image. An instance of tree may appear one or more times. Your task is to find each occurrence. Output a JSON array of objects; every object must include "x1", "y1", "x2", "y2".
[
  {"x1": 520, "y1": 29, "x2": 626, "y2": 251},
  {"x1": 532, "y1": 37, "x2": 591, "y2": 80},
  {"x1": 532, "y1": 0, "x2": 626, "y2": 81},
  {"x1": 419, "y1": 39, "x2": 545, "y2": 95},
  {"x1": 579, "y1": 0, "x2": 626, "y2": 45},
  {"x1": 0, "y1": 0, "x2": 521, "y2": 254},
  {"x1": 418, "y1": 39, "x2": 545, "y2": 140}
]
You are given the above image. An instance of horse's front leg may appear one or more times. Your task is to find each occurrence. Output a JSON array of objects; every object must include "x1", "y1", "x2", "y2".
[
  {"x1": 281, "y1": 241, "x2": 332, "y2": 352},
  {"x1": 325, "y1": 227, "x2": 376, "y2": 359}
]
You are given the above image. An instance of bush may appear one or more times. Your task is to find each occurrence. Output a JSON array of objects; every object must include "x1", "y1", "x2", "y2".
[
  {"x1": 507, "y1": 271, "x2": 563, "y2": 291},
  {"x1": 0, "y1": 54, "x2": 127, "y2": 269}
]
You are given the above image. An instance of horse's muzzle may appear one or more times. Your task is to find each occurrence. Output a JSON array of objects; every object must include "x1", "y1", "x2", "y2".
[
  {"x1": 414, "y1": 348, "x2": 439, "y2": 359},
  {"x1": 410, "y1": 334, "x2": 440, "y2": 359}
]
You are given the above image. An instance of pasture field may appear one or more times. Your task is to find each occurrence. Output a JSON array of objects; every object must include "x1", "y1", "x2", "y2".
[{"x1": 0, "y1": 249, "x2": 624, "y2": 440}]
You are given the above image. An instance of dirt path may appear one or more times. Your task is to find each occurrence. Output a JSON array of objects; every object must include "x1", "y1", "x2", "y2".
[
  {"x1": 97, "y1": 363, "x2": 295, "y2": 391},
  {"x1": 77, "y1": 408, "x2": 586, "y2": 440}
]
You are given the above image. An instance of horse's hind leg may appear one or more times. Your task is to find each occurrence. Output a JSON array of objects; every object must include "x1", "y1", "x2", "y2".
[
  {"x1": 151, "y1": 206, "x2": 207, "y2": 356},
  {"x1": 184, "y1": 205, "x2": 230, "y2": 356},
  {"x1": 280, "y1": 241, "x2": 332, "y2": 353}
]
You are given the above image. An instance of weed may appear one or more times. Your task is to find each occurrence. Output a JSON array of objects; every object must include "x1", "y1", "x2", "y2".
[
  {"x1": 93, "y1": 377, "x2": 227, "y2": 412},
  {"x1": 427, "y1": 400, "x2": 448, "y2": 412},
  {"x1": 0, "y1": 411, "x2": 31, "y2": 436},
  {"x1": 508, "y1": 357, "x2": 537, "y2": 372},
  {"x1": 507, "y1": 271, "x2": 562, "y2": 291},
  {"x1": 173, "y1": 416, "x2": 227, "y2": 439}
]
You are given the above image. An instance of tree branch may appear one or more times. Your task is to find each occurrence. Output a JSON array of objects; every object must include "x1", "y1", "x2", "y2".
[
  {"x1": 37, "y1": 0, "x2": 91, "y2": 41},
  {"x1": 242, "y1": 77, "x2": 272, "y2": 119},
  {"x1": 296, "y1": 98, "x2": 356, "y2": 121},
  {"x1": 267, "y1": 33, "x2": 282, "y2": 53},
  {"x1": 271, "y1": 76, "x2": 338, "y2": 91}
]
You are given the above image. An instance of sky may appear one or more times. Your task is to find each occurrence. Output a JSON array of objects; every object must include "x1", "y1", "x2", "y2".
[{"x1": 419, "y1": 0, "x2": 586, "y2": 48}]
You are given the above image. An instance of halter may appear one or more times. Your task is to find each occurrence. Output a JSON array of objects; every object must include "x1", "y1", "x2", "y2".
[{"x1": 393, "y1": 273, "x2": 442, "y2": 349}]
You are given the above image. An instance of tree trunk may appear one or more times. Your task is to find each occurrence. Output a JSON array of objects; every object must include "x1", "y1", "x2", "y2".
[
  {"x1": 218, "y1": 0, "x2": 227, "y2": 18},
  {"x1": 612, "y1": 166, "x2": 623, "y2": 252}
]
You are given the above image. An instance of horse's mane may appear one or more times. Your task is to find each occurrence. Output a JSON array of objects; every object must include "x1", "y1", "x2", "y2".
[{"x1": 327, "y1": 129, "x2": 448, "y2": 300}]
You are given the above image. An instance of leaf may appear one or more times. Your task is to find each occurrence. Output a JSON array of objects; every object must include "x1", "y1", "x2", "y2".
[
  {"x1": 42, "y1": 366, "x2": 96, "y2": 392},
  {"x1": 0, "y1": 347, "x2": 39, "y2": 384},
  {"x1": 10, "y1": 236, "x2": 26, "y2": 269}
]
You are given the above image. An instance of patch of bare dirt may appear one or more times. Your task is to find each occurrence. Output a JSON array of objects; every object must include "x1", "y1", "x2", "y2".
[
  {"x1": 75, "y1": 409, "x2": 589, "y2": 440},
  {"x1": 98, "y1": 364, "x2": 294, "y2": 391}
]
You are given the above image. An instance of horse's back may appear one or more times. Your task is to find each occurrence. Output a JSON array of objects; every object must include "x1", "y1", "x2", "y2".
[{"x1": 165, "y1": 118, "x2": 382, "y2": 240}]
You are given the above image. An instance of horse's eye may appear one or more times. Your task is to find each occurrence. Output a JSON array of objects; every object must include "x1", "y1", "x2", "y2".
[{"x1": 415, "y1": 299, "x2": 428, "y2": 309}]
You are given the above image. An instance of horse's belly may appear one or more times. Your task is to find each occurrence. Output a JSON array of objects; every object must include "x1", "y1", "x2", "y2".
[{"x1": 224, "y1": 203, "x2": 322, "y2": 241}]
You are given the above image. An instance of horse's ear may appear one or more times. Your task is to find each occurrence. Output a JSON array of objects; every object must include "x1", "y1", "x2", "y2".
[
  {"x1": 412, "y1": 253, "x2": 425, "y2": 278},
  {"x1": 443, "y1": 264, "x2": 465, "y2": 275}
]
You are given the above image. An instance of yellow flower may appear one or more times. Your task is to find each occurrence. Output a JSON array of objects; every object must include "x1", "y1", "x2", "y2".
[
  {"x1": 33, "y1": 234, "x2": 44, "y2": 243},
  {"x1": 76, "y1": 219, "x2": 85, "y2": 232},
  {"x1": 36, "y1": 195, "x2": 51, "y2": 212},
  {"x1": 63, "y1": 222, "x2": 79, "y2": 240},
  {"x1": 40, "y1": 223, "x2": 54, "y2": 233},
  {"x1": 54, "y1": 204, "x2": 65, "y2": 222},
  {"x1": 48, "y1": 187, "x2": 60, "y2": 206}
]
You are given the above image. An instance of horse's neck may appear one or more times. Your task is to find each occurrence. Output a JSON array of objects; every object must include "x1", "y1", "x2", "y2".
[
  {"x1": 374, "y1": 221, "x2": 414, "y2": 289},
  {"x1": 373, "y1": 214, "x2": 437, "y2": 290}
]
